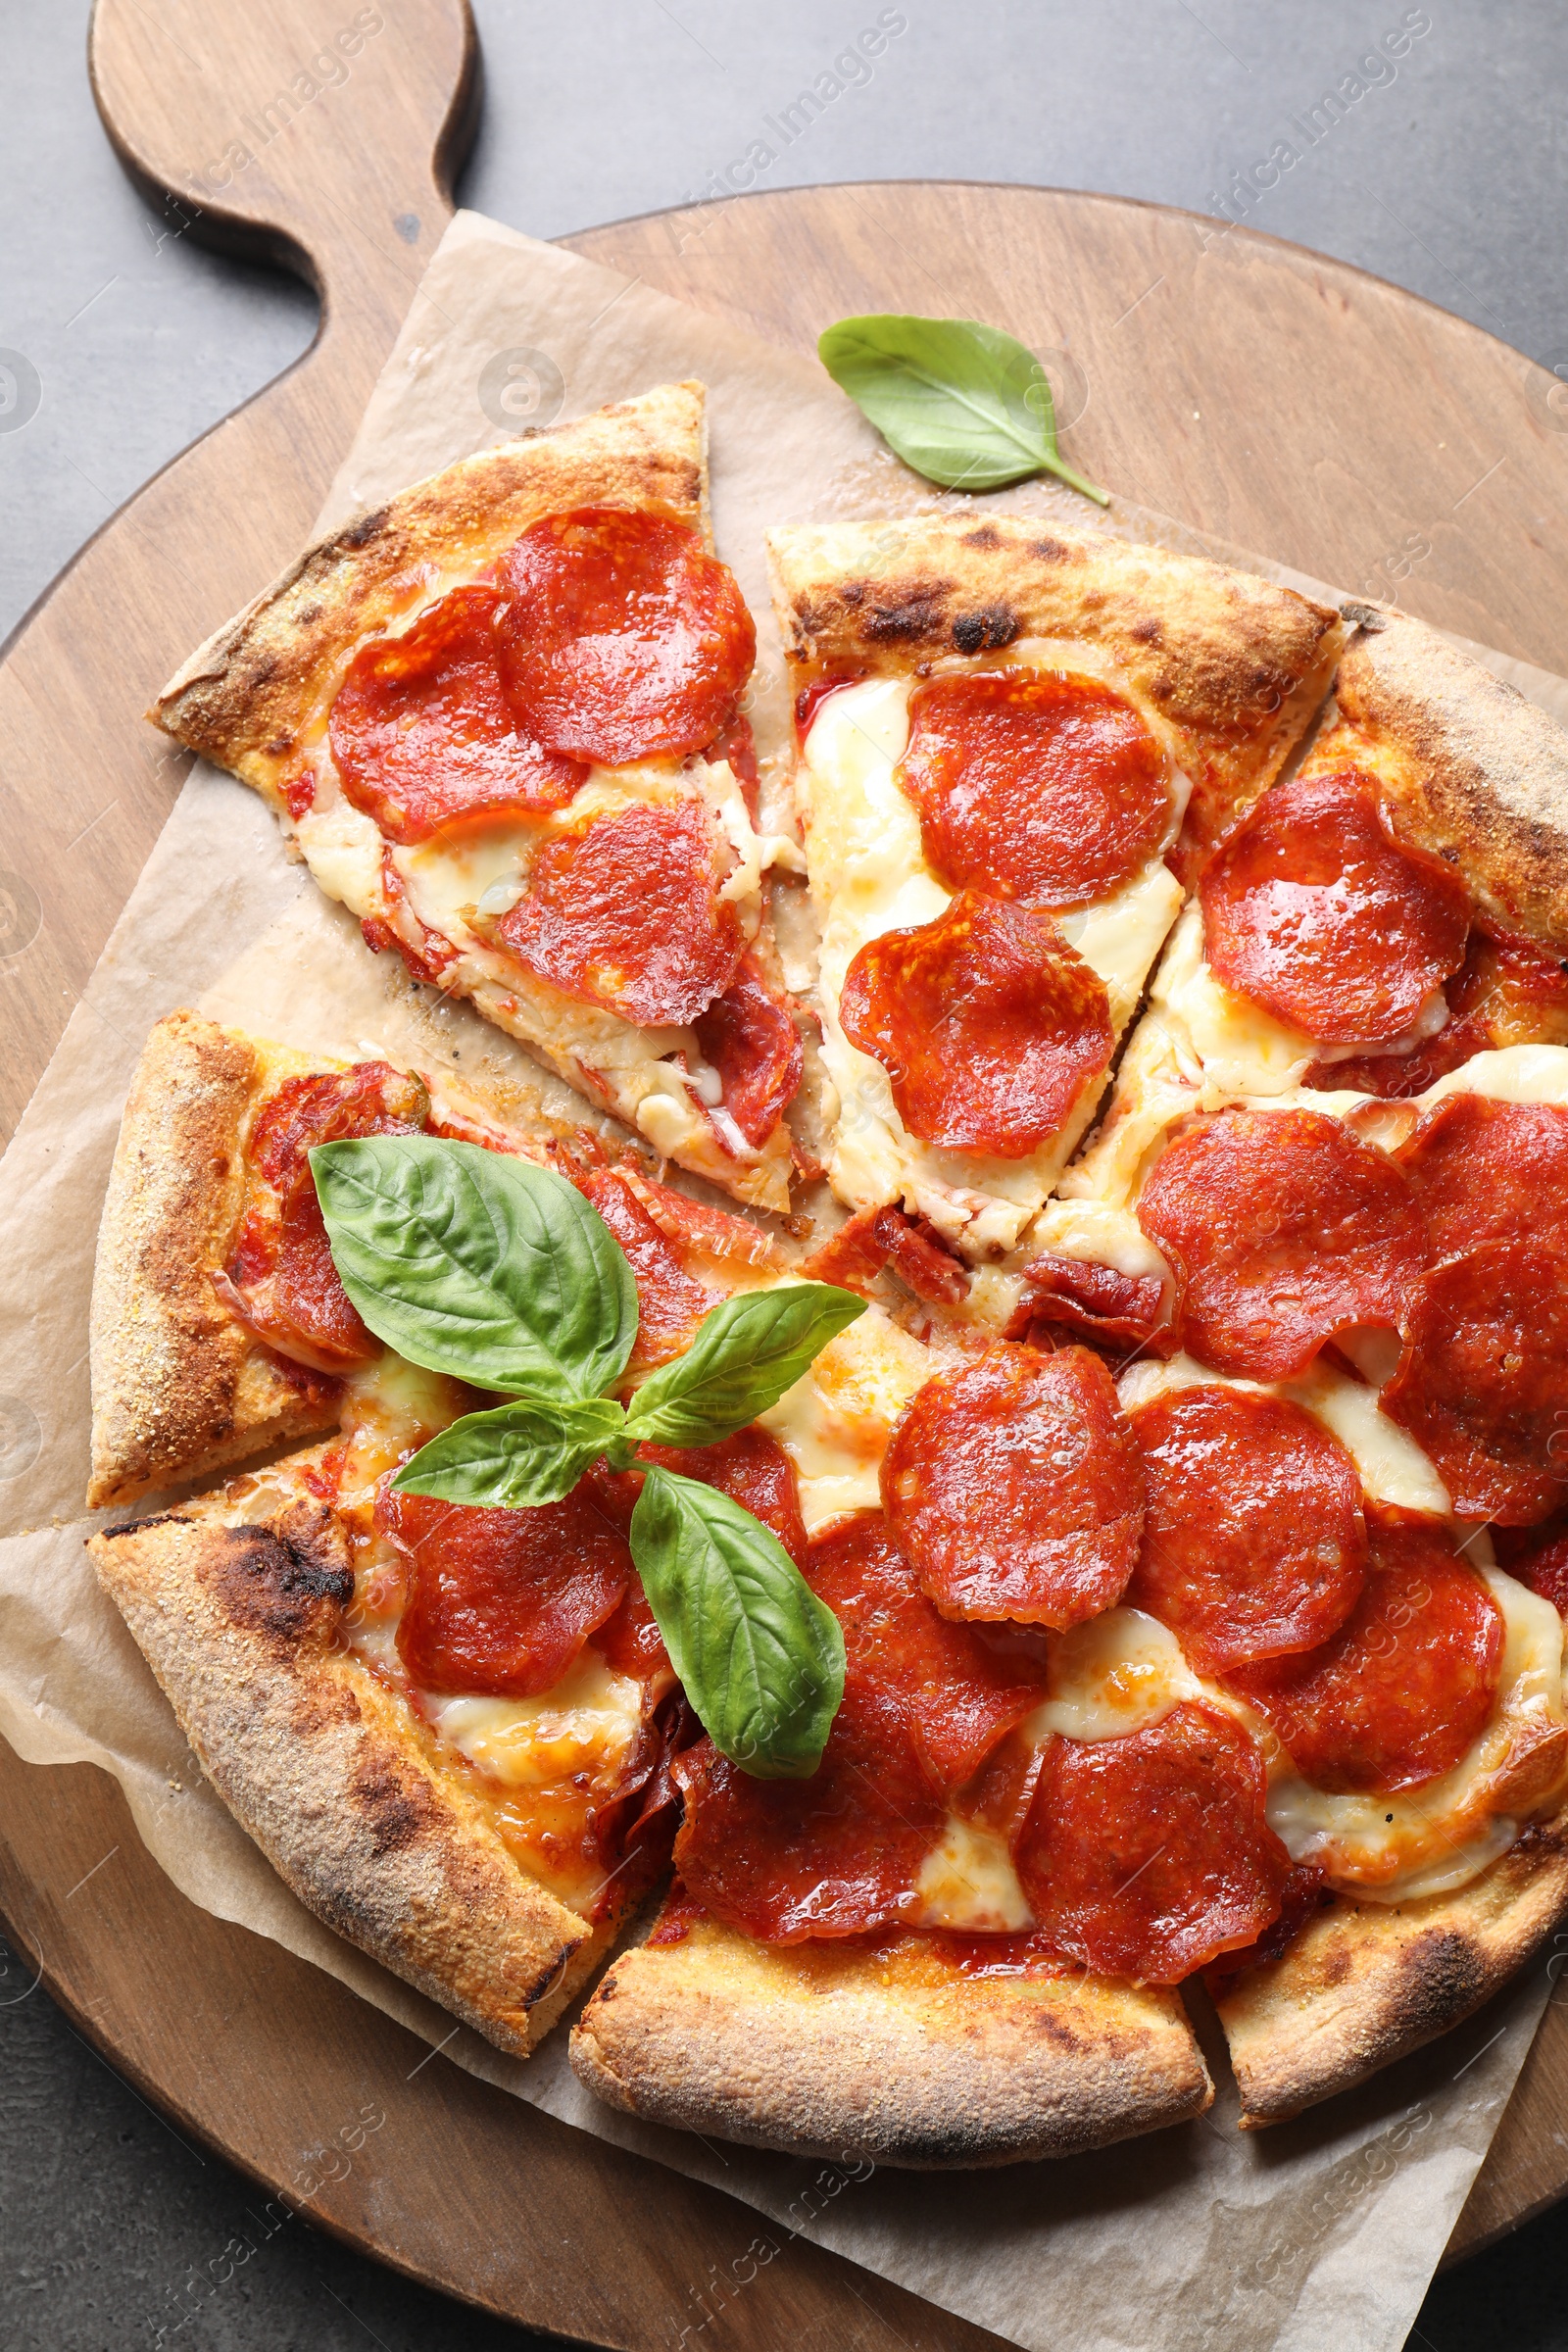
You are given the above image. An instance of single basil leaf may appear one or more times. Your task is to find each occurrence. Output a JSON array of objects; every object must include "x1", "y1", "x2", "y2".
[
  {"x1": 391, "y1": 1395, "x2": 627, "y2": 1509},
  {"x1": 623, "y1": 1284, "x2": 866, "y2": 1449},
  {"x1": 630, "y1": 1467, "x2": 845, "y2": 1778},
  {"x1": 817, "y1": 314, "x2": 1108, "y2": 504},
  {"x1": 311, "y1": 1136, "x2": 637, "y2": 1403}
]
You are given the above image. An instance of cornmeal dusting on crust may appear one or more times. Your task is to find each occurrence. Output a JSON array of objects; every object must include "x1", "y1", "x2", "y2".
[
  {"x1": 570, "y1": 1916, "x2": 1211, "y2": 2168},
  {"x1": 88, "y1": 1502, "x2": 612, "y2": 2054}
]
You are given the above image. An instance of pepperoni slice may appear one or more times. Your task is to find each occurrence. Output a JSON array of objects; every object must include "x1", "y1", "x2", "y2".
[
  {"x1": 1380, "y1": 1240, "x2": 1568, "y2": 1522},
  {"x1": 1126, "y1": 1386, "x2": 1367, "y2": 1671},
  {"x1": 224, "y1": 1064, "x2": 428, "y2": 1371},
  {"x1": 1004, "y1": 1253, "x2": 1169, "y2": 1354},
  {"x1": 1202, "y1": 1861, "x2": 1331, "y2": 2002},
  {"x1": 895, "y1": 671, "x2": 1171, "y2": 909},
  {"x1": 1013, "y1": 1702, "x2": 1291, "y2": 1984},
  {"x1": 575, "y1": 1166, "x2": 717, "y2": 1371},
  {"x1": 1200, "y1": 771, "x2": 1472, "y2": 1044},
  {"x1": 1137, "y1": 1108, "x2": 1426, "y2": 1381},
  {"x1": 1228, "y1": 1505, "x2": 1504, "y2": 1790},
  {"x1": 499, "y1": 508, "x2": 755, "y2": 766},
  {"x1": 1396, "y1": 1094, "x2": 1568, "y2": 1263},
  {"x1": 489, "y1": 800, "x2": 744, "y2": 1027},
  {"x1": 838, "y1": 892, "x2": 1113, "y2": 1158},
  {"x1": 799, "y1": 1203, "x2": 970, "y2": 1305},
  {"x1": 691, "y1": 955, "x2": 803, "y2": 1145},
  {"x1": 881, "y1": 1344, "x2": 1145, "y2": 1629},
  {"x1": 1301, "y1": 921, "x2": 1568, "y2": 1098},
  {"x1": 808, "y1": 1515, "x2": 1052, "y2": 1793},
  {"x1": 1493, "y1": 1512, "x2": 1568, "y2": 1619},
  {"x1": 590, "y1": 1427, "x2": 808, "y2": 1568},
  {"x1": 592, "y1": 1580, "x2": 672, "y2": 1683},
  {"x1": 670, "y1": 1673, "x2": 945, "y2": 1942},
  {"x1": 380, "y1": 1479, "x2": 633, "y2": 1698},
  {"x1": 328, "y1": 585, "x2": 586, "y2": 845}
]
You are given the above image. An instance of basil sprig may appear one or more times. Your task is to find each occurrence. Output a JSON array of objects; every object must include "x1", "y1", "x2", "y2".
[
  {"x1": 311, "y1": 1137, "x2": 863, "y2": 1778},
  {"x1": 818, "y1": 314, "x2": 1108, "y2": 505}
]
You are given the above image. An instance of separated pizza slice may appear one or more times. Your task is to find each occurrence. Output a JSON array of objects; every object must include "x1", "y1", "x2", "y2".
[
  {"x1": 765, "y1": 514, "x2": 1341, "y2": 1260},
  {"x1": 151, "y1": 383, "x2": 802, "y2": 1214}
]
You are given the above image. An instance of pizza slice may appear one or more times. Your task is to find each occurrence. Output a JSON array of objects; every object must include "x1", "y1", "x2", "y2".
[
  {"x1": 150, "y1": 383, "x2": 802, "y2": 1214},
  {"x1": 764, "y1": 514, "x2": 1341, "y2": 1259}
]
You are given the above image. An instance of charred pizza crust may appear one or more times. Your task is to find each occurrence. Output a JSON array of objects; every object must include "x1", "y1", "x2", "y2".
[
  {"x1": 89, "y1": 1496, "x2": 612, "y2": 2053},
  {"x1": 153, "y1": 380, "x2": 709, "y2": 803},
  {"x1": 87, "y1": 1009, "x2": 336, "y2": 1511},
  {"x1": 1218, "y1": 1805, "x2": 1568, "y2": 2126},
  {"x1": 570, "y1": 1913, "x2": 1211, "y2": 2167},
  {"x1": 767, "y1": 514, "x2": 1343, "y2": 864},
  {"x1": 1335, "y1": 609, "x2": 1568, "y2": 948}
]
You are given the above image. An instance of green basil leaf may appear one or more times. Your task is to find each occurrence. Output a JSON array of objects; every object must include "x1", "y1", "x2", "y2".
[
  {"x1": 391, "y1": 1396, "x2": 627, "y2": 1509},
  {"x1": 622, "y1": 1284, "x2": 866, "y2": 1449},
  {"x1": 630, "y1": 1467, "x2": 845, "y2": 1778},
  {"x1": 311, "y1": 1136, "x2": 638, "y2": 1402},
  {"x1": 817, "y1": 314, "x2": 1108, "y2": 505}
]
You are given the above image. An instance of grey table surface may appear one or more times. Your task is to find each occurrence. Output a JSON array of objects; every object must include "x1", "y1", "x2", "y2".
[{"x1": 3, "y1": 3, "x2": 1567, "y2": 2345}]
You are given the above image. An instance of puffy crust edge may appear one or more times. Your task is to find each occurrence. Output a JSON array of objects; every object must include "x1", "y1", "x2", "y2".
[
  {"x1": 152, "y1": 380, "x2": 710, "y2": 796},
  {"x1": 766, "y1": 514, "x2": 1342, "y2": 862},
  {"x1": 88, "y1": 1504, "x2": 609, "y2": 2055},
  {"x1": 87, "y1": 1009, "x2": 336, "y2": 1511},
  {"x1": 1335, "y1": 611, "x2": 1568, "y2": 948},
  {"x1": 569, "y1": 1920, "x2": 1212, "y2": 2168},
  {"x1": 1217, "y1": 1807, "x2": 1568, "y2": 2127}
]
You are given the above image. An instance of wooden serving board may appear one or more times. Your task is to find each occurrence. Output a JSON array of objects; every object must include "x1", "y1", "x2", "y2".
[{"x1": 5, "y1": 3, "x2": 1568, "y2": 2337}]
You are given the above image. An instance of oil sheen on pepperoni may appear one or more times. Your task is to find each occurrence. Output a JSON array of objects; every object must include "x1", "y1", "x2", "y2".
[
  {"x1": 328, "y1": 585, "x2": 586, "y2": 845},
  {"x1": 1004, "y1": 1253, "x2": 1169, "y2": 1353},
  {"x1": 691, "y1": 954, "x2": 803, "y2": 1146},
  {"x1": 381, "y1": 1479, "x2": 632, "y2": 1698},
  {"x1": 491, "y1": 800, "x2": 745, "y2": 1027},
  {"x1": 881, "y1": 1343, "x2": 1145, "y2": 1629},
  {"x1": 894, "y1": 671, "x2": 1171, "y2": 909},
  {"x1": 499, "y1": 508, "x2": 756, "y2": 765},
  {"x1": 808, "y1": 1514, "x2": 1051, "y2": 1794},
  {"x1": 590, "y1": 1427, "x2": 808, "y2": 1567},
  {"x1": 1126, "y1": 1386, "x2": 1367, "y2": 1671},
  {"x1": 1493, "y1": 1511, "x2": 1568, "y2": 1619},
  {"x1": 225, "y1": 1064, "x2": 427, "y2": 1370},
  {"x1": 669, "y1": 1673, "x2": 946, "y2": 1942},
  {"x1": 1396, "y1": 1094, "x2": 1568, "y2": 1262},
  {"x1": 575, "y1": 1166, "x2": 717, "y2": 1370},
  {"x1": 1302, "y1": 921, "x2": 1568, "y2": 1099},
  {"x1": 1380, "y1": 1240, "x2": 1568, "y2": 1522},
  {"x1": 1200, "y1": 771, "x2": 1471, "y2": 1044},
  {"x1": 1014, "y1": 1702, "x2": 1291, "y2": 1983},
  {"x1": 837, "y1": 891, "x2": 1113, "y2": 1157},
  {"x1": 1137, "y1": 1107, "x2": 1426, "y2": 1381},
  {"x1": 1227, "y1": 1505, "x2": 1504, "y2": 1790}
]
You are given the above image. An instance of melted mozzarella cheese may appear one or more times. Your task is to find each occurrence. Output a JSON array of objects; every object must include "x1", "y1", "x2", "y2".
[
  {"x1": 421, "y1": 1653, "x2": 644, "y2": 1789},
  {"x1": 760, "y1": 1302, "x2": 932, "y2": 1535},
  {"x1": 1423, "y1": 1042, "x2": 1568, "y2": 1107},
  {"x1": 914, "y1": 1817, "x2": 1032, "y2": 1932},
  {"x1": 1152, "y1": 900, "x2": 1318, "y2": 1097},
  {"x1": 294, "y1": 797, "x2": 387, "y2": 918},
  {"x1": 1028, "y1": 1607, "x2": 1204, "y2": 1742},
  {"x1": 801, "y1": 670, "x2": 1184, "y2": 1256},
  {"x1": 1265, "y1": 1570, "x2": 1567, "y2": 1897}
]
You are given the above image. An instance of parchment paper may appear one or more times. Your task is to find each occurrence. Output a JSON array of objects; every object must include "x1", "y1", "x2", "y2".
[{"x1": 4, "y1": 209, "x2": 1567, "y2": 2352}]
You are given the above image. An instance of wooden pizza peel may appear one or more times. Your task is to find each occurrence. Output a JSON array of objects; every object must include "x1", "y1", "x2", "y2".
[{"x1": 3, "y1": 2, "x2": 1568, "y2": 2336}]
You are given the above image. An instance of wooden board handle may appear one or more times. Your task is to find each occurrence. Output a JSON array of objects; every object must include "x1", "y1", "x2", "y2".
[{"x1": 0, "y1": 1, "x2": 480, "y2": 1144}]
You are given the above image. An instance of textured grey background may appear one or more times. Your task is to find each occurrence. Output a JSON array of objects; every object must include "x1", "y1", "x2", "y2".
[{"x1": 3, "y1": 2, "x2": 1567, "y2": 2345}]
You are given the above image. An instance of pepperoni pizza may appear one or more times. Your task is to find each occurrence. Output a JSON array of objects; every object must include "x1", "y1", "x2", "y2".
[
  {"x1": 150, "y1": 384, "x2": 803, "y2": 1214},
  {"x1": 86, "y1": 463, "x2": 1568, "y2": 2169}
]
